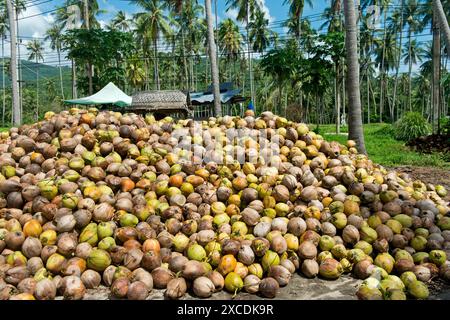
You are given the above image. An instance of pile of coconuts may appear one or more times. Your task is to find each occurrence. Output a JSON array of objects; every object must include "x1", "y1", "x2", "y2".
[{"x1": 0, "y1": 108, "x2": 449, "y2": 301}]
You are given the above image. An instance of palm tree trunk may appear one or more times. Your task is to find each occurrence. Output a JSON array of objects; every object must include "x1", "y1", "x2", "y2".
[
  {"x1": 57, "y1": 48, "x2": 64, "y2": 100},
  {"x1": 366, "y1": 71, "x2": 370, "y2": 124},
  {"x1": 408, "y1": 29, "x2": 412, "y2": 112},
  {"x1": 72, "y1": 59, "x2": 77, "y2": 99},
  {"x1": 205, "y1": 0, "x2": 221, "y2": 116},
  {"x1": 181, "y1": 28, "x2": 189, "y2": 90},
  {"x1": 154, "y1": 38, "x2": 160, "y2": 90},
  {"x1": 36, "y1": 58, "x2": 39, "y2": 121},
  {"x1": 2, "y1": 36, "x2": 5, "y2": 127},
  {"x1": 392, "y1": 0, "x2": 404, "y2": 121},
  {"x1": 344, "y1": 0, "x2": 366, "y2": 154},
  {"x1": 335, "y1": 62, "x2": 341, "y2": 134},
  {"x1": 379, "y1": 6, "x2": 388, "y2": 123},
  {"x1": 432, "y1": 8, "x2": 441, "y2": 134},
  {"x1": 434, "y1": 0, "x2": 450, "y2": 59},
  {"x1": 246, "y1": 6, "x2": 255, "y2": 107}
]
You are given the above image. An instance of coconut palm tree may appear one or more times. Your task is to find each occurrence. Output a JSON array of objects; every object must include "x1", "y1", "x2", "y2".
[
  {"x1": 45, "y1": 24, "x2": 65, "y2": 100},
  {"x1": 219, "y1": 18, "x2": 243, "y2": 81},
  {"x1": 374, "y1": 31, "x2": 399, "y2": 120},
  {"x1": 433, "y1": 0, "x2": 450, "y2": 58},
  {"x1": 226, "y1": 0, "x2": 261, "y2": 106},
  {"x1": 54, "y1": 0, "x2": 104, "y2": 29},
  {"x1": 110, "y1": 10, "x2": 131, "y2": 32},
  {"x1": 283, "y1": 0, "x2": 313, "y2": 40},
  {"x1": 126, "y1": 57, "x2": 146, "y2": 91},
  {"x1": 134, "y1": 0, "x2": 173, "y2": 90},
  {"x1": 0, "y1": 11, "x2": 7, "y2": 126},
  {"x1": 403, "y1": 0, "x2": 425, "y2": 112},
  {"x1": 343, "y1": 0, "x2": 366, "y2": 154},
  {"x1": 205, "y1": 0, "x2": 221, "y2": 116},
  {"x1": 26, "y1": 39, "x2": 44, "y2": 121},
  {"x1": 249, "y1": 8, "x2": 275, "y2": 54},
  {"x1": 402, "y1": 38, "x2": 427, "y2": 111}
]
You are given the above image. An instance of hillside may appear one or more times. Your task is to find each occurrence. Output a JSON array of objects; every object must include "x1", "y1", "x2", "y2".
[{"x1": 0, "y1": 59, "x2": 72, "y2": 86}]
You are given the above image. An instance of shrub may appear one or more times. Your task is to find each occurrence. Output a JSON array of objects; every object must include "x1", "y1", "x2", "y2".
[
  {"x1": 440, "y1": 116, "x2": 450, "y2": 135},
  {"x1": 394, "y1": 112, "x2": 431, "y2": 141}
]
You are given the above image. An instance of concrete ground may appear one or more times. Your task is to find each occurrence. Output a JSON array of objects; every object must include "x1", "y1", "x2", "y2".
[{"x1": 72, "y1": 273, "x2": 449, "y2": 300}]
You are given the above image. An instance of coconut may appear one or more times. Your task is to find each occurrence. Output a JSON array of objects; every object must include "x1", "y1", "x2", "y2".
[{"x1": 165, "y1": 278, "x2": 187, "y2": 300}]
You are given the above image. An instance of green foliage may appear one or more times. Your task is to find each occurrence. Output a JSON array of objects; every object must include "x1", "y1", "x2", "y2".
[
  {"x1": 440, "y1": 116, "x2": 450, "y2": 136},
  {"x1": 394, "y1": 112, "x2": 431, "y2": 141},
  {"x1": 62, "y1": 29, "x2": 134, "y2": 94},
  {"x1": 321, "y1": 124, "x2": 449, "y2": 169}
]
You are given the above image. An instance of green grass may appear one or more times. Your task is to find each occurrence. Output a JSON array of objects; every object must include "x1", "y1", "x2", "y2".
[
  {"x1": 0, "y1": 128, "x2": 9, "y2": 132},
  {"x1": 317, "y1": 123, "x2": 450, "y2": 169}
]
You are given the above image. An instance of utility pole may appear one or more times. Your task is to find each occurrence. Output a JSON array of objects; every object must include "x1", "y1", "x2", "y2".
[{"x1": 6, "y1": 0, "x2": 20, "y2": 126}]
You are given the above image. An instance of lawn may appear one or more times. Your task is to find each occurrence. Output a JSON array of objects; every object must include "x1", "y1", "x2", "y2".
[{"x1": 317, "y1": 123, "x2": 450, "y2": 169}]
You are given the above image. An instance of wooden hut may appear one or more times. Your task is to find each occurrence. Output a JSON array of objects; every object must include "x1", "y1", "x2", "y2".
[{"x1": 129, "y1": 90, "x2": 193, "y2": 119}]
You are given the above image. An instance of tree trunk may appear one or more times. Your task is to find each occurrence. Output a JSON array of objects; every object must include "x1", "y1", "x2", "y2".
[
  {"x1": 366, "y1": 72, "x2": 370, "y2": 124},
  {"x1": 335, "y1": 62, "x2": 341, "y2": 134},
  {"x1": 87, "y1": 62, "x2": 93, "y2": 95},
  {"x1": 344, "y1": 0, "x2": 366, "y2": 154},
  {"x1": 72, "y1": 59, "x2": 77, "y2": 99},
  {"x1": 6, "y1": 0, "x2": 20, "y2": 126},
  {"x1": 154, "y1": 38, "x2": 160, "y2": 90},
  {"x1": 408, "y1": 29, "x2": 412, "y2": 112},
  {"x1": 432, "y1": 8, "x2": 441, "y2": 134},
  {"x1": 434, "y1": 0, "x2": 450, "y2": 59},
  {"x1": 246, "y1": 5, "x2": 255, "y2": 107},
  {"x1": 392, "y1": 0, "x2": 404, "y2": 121},
  {"x1": 379, "y1": 6, "x2": 388, "y2": 123},
  {"x1": 36, "y1": 58, "x2": 39, "y2": 121},
  {"x1": 58, "y1": 48, "x2": 64, "y2": 99},
  {"x1": 205, "y1": 0, "x2": 221, "y2": 117},
  {"x1": 2, "y1": 37, "x2": 5, "y2": 126},
  {"x1": 181, "y1": 28, "x2": 189, "y2": 91}
]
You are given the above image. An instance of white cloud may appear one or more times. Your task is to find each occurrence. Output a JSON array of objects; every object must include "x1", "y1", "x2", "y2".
[
  {"x1": 18, "y1": 6, "x2": 52, "y2": 39},
  {"x1": 258, "y1": 0, "x2": 274, "y2": 23}
]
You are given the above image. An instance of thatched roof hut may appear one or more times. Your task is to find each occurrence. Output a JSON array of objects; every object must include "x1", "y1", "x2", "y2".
[{"x1": 129, "y1": 90, "x2": 192, "y2": 118}]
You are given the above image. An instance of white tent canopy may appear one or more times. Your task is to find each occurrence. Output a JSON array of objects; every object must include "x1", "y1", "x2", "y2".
[{"x1": 64, "y1": 82, "x2": 132, "y2": 107}]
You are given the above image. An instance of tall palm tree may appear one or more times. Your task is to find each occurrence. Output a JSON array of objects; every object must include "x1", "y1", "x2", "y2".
[
  {"x1": 55, "y1": 0, "x2": 104, "y2": 29},
  {"x1": 181, "y1": 1, "x2": 205, "y2": 90},
  {"x1": 377, "y1": 0, "x2": 391, "y2": 123},
  {"x1": 433, "y1": 0, "x2": 450, "y2": 58},
  {"x1": 402, "y1": 39, "x2": 426, "y2": 111},
  {"x1": 0, "y1": 11, "x2": 7, "y2": 126},
  {"x1": 45, "y1": 24, "x2": 65, "y2": 100},
  {"x1": 374, "y1": 31, "x2": 399, "y2": 120},
  {"x1": 389, "y1": 1, "x2": 404, "y2": 121},
  {"x1": 403, "y1": 0, "x2": 424, "y2": 111},
  {"x1": 343, "y1": 0, "x2": 366, "y2": 154},
  {"x1": 249, "y1": 8, "x2": 275, "y2": 54},
  {"x1": 226, "y1": 0, "x2": 260, "y2": 106},
  {"x1": 219, "y1": 18, "x2": 243, "y2": 81},
  {"x1": 205, "y1": 0, "x2": 221, "y2": 116},
  {"x1": 134, "y1": 0, "x2": 173, "y2": 90},
  {"x1": 26, "y1": 39, "x2": 44, "y2": 121},
  {"x1": 283, "y1": 0, "x2": 313, "y2": 40},
  {"x1": 110, "y1": 10, "x2": 131, "y2": 32}
]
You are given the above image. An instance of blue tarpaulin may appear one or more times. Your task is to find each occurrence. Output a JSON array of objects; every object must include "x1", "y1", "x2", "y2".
[{"x1": 190, "y1": 89, "x2": 242, "y2": 104}]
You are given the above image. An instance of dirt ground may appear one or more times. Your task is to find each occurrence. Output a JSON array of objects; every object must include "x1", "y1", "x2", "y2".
[{"x1": 74, "y1": 166, "x2": 450, "y2": 300}]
